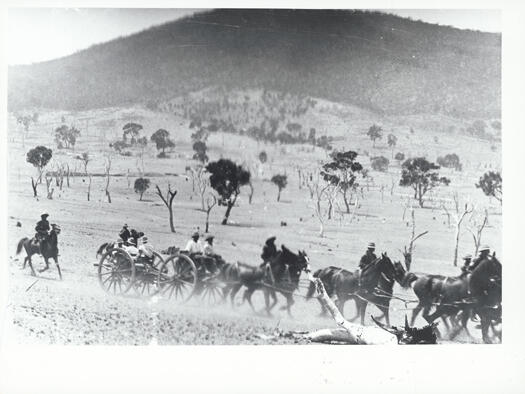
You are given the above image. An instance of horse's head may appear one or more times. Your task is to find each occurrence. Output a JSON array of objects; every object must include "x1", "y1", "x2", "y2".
[
  {"x1": 279, "y1": 245, "x2": 310, "y2": 277},
  {"x1": 50, "y1": 223, "x2": 61, "y2": 235},
  {"x1": 393, "y1": 260, "x2": 407, "y2": 284}
]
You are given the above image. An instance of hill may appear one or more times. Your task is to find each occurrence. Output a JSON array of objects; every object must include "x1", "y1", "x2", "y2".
[{"x1": 8, "y1": 9, "x2": 500, "y2": 118}]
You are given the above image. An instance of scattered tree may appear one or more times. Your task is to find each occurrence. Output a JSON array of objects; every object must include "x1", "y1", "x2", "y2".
[
  {"x1": 399, "y1": 158, "x2": 450, "y2": 208},
  {"x1": 400, "y1": 208, "x2": 428, "y2": 271},
  {"x1": 26, "y1": 146, "x2": 52, "y2": 193},
  {"x1": 76, "y1": 152, "x2": 90, "y2": 175},
  {"x1": 150, "y1": 129, "x2": 175, "y2": 158},
  {"x1": 134, "y1": 178, "x2": 151, "y2": 201},
  {"x1": 441, "y1": 193, "x2": 473, "y2": 266},
  {"x1": 476, "y1": 171, "x2": 502, "y2": 203},
  {"x1": 271, "y1": 174, "x2": 288, "y2": 202},
  {"x1": 206, "y1": 159, "x2": 251, "y2": 225},
  {"x1": 204, "y1": 193, "x2": 218, "y2": 233},
  {"x1": 387, "y1": 134, "x2": 397, "y2": 157},
  {"x1": 437, "y1": 153, "x2": 462, "y2": 171},
  {"x1": 155, "y1": 184, "x2": 177, "y2": 232},
  {"x1": 371, "y1": 156, "x2": 389, "y2": 172},
  {"x1": 122, "y1": 123, "x2": 143, "y2": 144},
  {"x1": 192, "y1": 140, "x2": 209, "y2": 163},
  {"x1": 367, "y1": 124, "x2": 383, "y2": 147},
  {"x1": 321, "y1": 150, "x2": 363, "y2": 213},
  {"x1": 104, "y1": 155, "x2": 112, "y2": 203},
  {"x1": 395, "y1": 152, "x2": 405, "y2": 165},
  {"x1": 55, "y1": 125, "x2": 80, "y2": 149}
]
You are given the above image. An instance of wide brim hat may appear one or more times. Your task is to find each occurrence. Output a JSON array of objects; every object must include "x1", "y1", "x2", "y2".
[
  {"x1": 367, "y1": 242, "x2": 376, "y2": 249},
  {"x1": 479, "y1": 245, "x2": 490, "y2": 252},
  {"x1": 463, "y1": 254, "x2": 472, "y2": 260},
  {"x1": 192, "y1": 231, "x2": 200, "y2": 238},
  {"x1": 205, "y1": 235, "x2": 214, "y2": 241},
  {"x1": 41, "y1": 213, "x2": 49, "y2": 218}
]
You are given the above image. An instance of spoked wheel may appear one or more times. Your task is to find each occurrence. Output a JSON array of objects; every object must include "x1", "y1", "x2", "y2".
[
  {"x1": 157, "y1": 254, "x2": 197, "y2": 302},
  {"x1": 200, "y1": 275, "x2": 225, "y2": 305},
  {"x1": 132, "y1": 251, "x2": 165, "y2": 297},
  {"x1": 98, "y1": 248, "x2": 135, "y2": 295}
]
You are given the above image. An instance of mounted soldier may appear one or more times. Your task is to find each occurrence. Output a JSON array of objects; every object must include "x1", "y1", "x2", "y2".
[
  {"x1": 34, "y1": 213, "x2": 51, "y2": 246},
  {"x1": 460, "y1": 254, "x2": 473, "y2": 276},
  {"x1": 119, "y1": 224, "x2": 131, "y2": 243},
  {"x1": 469, "y1": 246, "x2": 491, "y2": 272},
  {"x1": 261, "y1": 236, "x2": 278, "y2": 264},
  {"x1": 359, "y1": 242, "x2": 377, "y2": 270}
]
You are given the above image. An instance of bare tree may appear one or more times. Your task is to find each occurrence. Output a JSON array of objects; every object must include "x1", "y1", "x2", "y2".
[
  {"x1": 87, "y1": 175, "x2": 92, "y2": 201},
  {"x1": 443, "y1": 193, "x2": 473, "y2": 266},
  {"x1": 401, "y1": 208, "x2": 429, "y2": 271},
  {"x1": 205, "y1": 194, "x2": 218, "y2": 233},
  {"x1": 468, "y1": 209, "x2": 489, "y2": 256},
  {"x1": 30, "y1": 177, "x2": 38, "y2": 197},
  {"x1": 308, "y1": 170, "x2": 331, "y2": 237},
  {"x1": 45, "y1": 176, "x2": 54, "y2": 199},
  {"x1": 155, "y1": 184, "x2": 177, "y2": 233},
  {"x1": 104, "y1": 155, "x2": 112, "y2": 203},
  {"x1": 76, "y1": 152, "x2": 90, "y2": 175},
  {"x1": 248, "y1": 181, "x2": 254, "y2": 204}
]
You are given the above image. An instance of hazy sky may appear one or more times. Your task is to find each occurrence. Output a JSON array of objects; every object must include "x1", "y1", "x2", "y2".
[{"x1": 7, "y1": 8, "x2": 501, "y2": 65}]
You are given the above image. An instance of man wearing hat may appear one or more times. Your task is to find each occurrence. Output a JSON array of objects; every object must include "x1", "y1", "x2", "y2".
[
  {"x1": 138, "y1": 236, "x2": 155, "y2": 264},
  {"x1": 468, "y1": 246, "x2": 491, "y2": 272},
  {"x1": 460, "y1": 254, "x2": 473, "y2": 276},
  {"x1": 119, "y1": 224, "x2": 131, "y2": 243},
  {"x1": 261, "y1": 236, "x2": 278, "y2": 264},
  {"x1": 34, "y1": 213, "x2": 51, "y2": 245},
  {"x1": 359, "y1": 242, "x2": 377, "y2": 270},
  {"x1": 124, "y1": 237, "x2": 140, "y2": 259},
  {"x1": 203, "y1": 235, "x2": 215, "y2": 256},
  {"x1": 184, "y1": 231, "x2": 203, "y2": 255}
]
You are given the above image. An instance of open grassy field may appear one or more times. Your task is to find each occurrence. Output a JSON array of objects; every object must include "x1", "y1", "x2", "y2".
[{"x1": 5, "y1": 98, "x2": 501, "y2": 344}]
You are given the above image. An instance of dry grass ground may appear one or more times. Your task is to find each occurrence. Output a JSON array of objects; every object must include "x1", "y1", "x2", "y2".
[{"x1": 5, "y1": 101, "x2": 501, "y2": 344}]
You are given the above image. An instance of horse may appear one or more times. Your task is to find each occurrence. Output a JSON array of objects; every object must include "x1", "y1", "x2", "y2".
[
  {"x1": 423, "y1": 254, "x2": 501, "y2": 344},
  {"x1": 220, "y1": 246, "x2": 310, "y2": 317},
  {"x1": 307, "y1": 253, "x2": 401, "y2": 325},
  {"x1": 16, "y1": 224, "x2": 62, "y2": 280},
  {"x1": 306, "y1": 266, "x2": 345, "y2": 317}
]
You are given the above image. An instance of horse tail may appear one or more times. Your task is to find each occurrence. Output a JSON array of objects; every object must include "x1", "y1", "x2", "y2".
[
  {"x1": 16, "y1": 238, "x2": 29, "y2": 255},
  {"x1": 306, "y1": 268, "x2": 323, "y2": 300},
  {"x1": 96, "y1": 242, "x2": 109, "y2": 258}
]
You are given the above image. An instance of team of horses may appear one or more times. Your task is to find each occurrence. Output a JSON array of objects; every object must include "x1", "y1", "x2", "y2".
[{"x1": 16, "y1": 227, "x2": 501, "y2": 343}]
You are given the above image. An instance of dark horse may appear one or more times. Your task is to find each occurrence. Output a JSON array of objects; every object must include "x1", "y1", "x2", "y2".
[
  {"x1": 16, "y1": 224, "x2": 62, "y2": 280},
  {"x1": 307, "y1": 253, "x2": 402, "y2": 325},
  {"x1": 422, "y1": 254, "x2": 501, "y2": 344},
  {"x1": 220, "y1": 246, "x2": 310, "y2": 317}
]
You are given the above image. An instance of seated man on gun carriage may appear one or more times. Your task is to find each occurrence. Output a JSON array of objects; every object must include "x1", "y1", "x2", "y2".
[{"x1": 136, "y1": 236, "x2": 156, "y2": 266}]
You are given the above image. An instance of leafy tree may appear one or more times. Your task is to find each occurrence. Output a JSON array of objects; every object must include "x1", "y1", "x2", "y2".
[
  {"x1": 321, "y1": 150, "x2": 363, "y2": 213},
  {"x1": 371, "y1": 156, "x2": 389, "y2": 172},
  {"x1": 134, "y1": 177, "x2": 151, "y2": 201},
  {"x1": 271, "y1": 174, "x2": 288, "y2": 202},
  {"x1": 387, "y1": 134, "x2": 397, "y2": 157},
  {"x1": 206, "y1": 159, "x2": 251, "y2": 225},
  {"x1": 259, "y1": 151, "x2": 268, "y2": 164},
  {"x1": 17, "y1": 115, "x2": 33, "y2": 131},
  {"x1": 150, "y1": 129, "x2": 175, "y2": 158},
  {"x1": 55, "y1": 125, "x2": 80, "y2": 149},
  {"x1": 27, "y1": 146, "x2": 52, "y2": 195},
  {"x1": 395, "y1": 152, "x2": 405, "y2": 164},
  {"x1": 437, "y1": 153, "x2": 462, "y2": 171},
  {"x1": 110, "y1": 140, "x2": 130, "y2": 154},
  {"x1": 367, "y1": 124, "x2": 383, "y2": 147},
  {"x1": 192, "y1": 140, "x2": 209, "y2": 163},
  {"x1": 476, "y1": 171, "x2": 502, "y2": 203},
  {"x1": 399, "y1": 157, "x2": 450, "y2": 208},
  {"x1": 122, "y1": 123, "x2": 143, "y2": 144}
]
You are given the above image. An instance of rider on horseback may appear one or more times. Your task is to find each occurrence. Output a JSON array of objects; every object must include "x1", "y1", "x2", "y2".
[
  {"x1": 359, "y1": 242, "x2": 377, "y2": 269},
  {"x1": 261, "y1": 236, "x2": 278, "y2": 264},
  {"x1": 469, "y1": 246, "x2": 491, "y2": 272},
  {"x1": 460, "y1": 254, "x2": 473, "y2": 276},
  {"x1": 35, "y1": 213, "x2": 51, "y2": 246},
  {"x1": 119, "y1": 224, "x2": 131, "y2": 242}
]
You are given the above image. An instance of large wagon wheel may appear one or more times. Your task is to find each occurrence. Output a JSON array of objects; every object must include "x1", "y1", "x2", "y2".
[
  {"x1": 157, "y1": 254, "x2": 197, "y2": 302},
  {"x1": 199, "y1": 274, "x2": 225, "y2": 305},
  {"x1": 98, "y1": 248, "x2": 135, "y2": 295},
  {"x1": 132, "y1": 251, "x2": 165, "y2": 297}
]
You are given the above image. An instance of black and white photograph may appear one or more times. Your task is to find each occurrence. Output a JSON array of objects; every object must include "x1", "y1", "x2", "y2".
[{"x1": 1, "y1": 2, "x2": 524, "y2": 393}]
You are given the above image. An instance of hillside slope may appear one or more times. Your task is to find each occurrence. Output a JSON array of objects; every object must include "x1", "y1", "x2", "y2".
[{"x1": 8, "y1": 9, "x2": 500, "y2": 117}]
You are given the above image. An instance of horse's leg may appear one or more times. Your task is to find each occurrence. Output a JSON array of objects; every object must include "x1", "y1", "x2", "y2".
[
  {"x1": 39, "y1": 257, "x2": 50, "y2": 273},
  {"x1": 229, "y1": 283, "x2": 243, "y2": 308},
  {"x1": 347, "y1": 298, "x2": 361, "y2": 322},
  {"x1": 27, "y1": 255, "x2": 37, "y2": 277},
  {"x1": 54, "y1": 256, "x2": 63, "y2": 280},
  {"x1": 244, "y1": 287, "x2": 258, "y2": 314},
  {"x1": 286, "y1": 294, "x2": 295, "y2": 319},
  {"x1": 411, "y1": 303, "x2": 423, "y2": 326},
  {"x1": 268, "y1": 290, "x2": 278, "y2": 312},
  {"x1": 480, "y1": 313, "x2": 492, "y2": 344},
  {"x1": 262, "y1": 289, "x2": 272, "y2": 316},
  {"x1": 360, "y1": 301, "x2": 368, "y2": 326}
]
